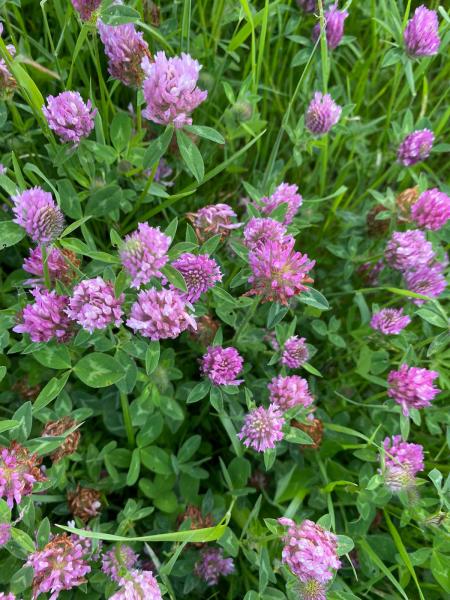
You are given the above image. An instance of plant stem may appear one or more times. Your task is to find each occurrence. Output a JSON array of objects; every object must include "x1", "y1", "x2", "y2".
[
  {"x1": 120, "y1": 392, "x2": 135, "y2": 447},
  {"x1": 41, "y1": 245, "x2": 51, "y2": 290}
]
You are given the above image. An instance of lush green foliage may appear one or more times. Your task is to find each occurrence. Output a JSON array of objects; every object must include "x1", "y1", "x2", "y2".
[{"x1": 0, "y1": 1, "x2": 449, "y2": 599}]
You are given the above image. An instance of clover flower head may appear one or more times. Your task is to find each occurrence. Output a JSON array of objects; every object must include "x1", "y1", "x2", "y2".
[
  {"x1": 120, "y1": 223, "x2": 170, "y2": 288},
  {"x1": 411, "y1": 188, "x2": 450, "y2": 231},
  {"x1": 13, "y1": 288, "x2": 72, "y2": 343},
  {"x1": 387, "y1": 364, "x2": 440, "y2": 416},
  {"x1": 282, "y1": 336, "x2": 309, "y2": 368},
  {"x1": 67, "y1": 277, "x2": 124, "y2": 333},
  {"x1": 385, "y1": 229, "x2": 434, "y2": 272},
  {"x1": 312, "y1": 3, "x2": 348, "y2": 49},
  {"x1": 382, "y1": 435, "x2": 424, "y2": 492},
  {"x1": 238, "y1": 405, "x2": 284, "y2": 452},
  {"x1": 0, "y1": 522, "x2": 11, "y2": 547},
  {"x1": 0, "y1": 442, "x2": 45, "y2": 509},
  {"x1": 200, "y1": 345, "x2": 244, "y2": 386},
  {"x1": 397, "y1": 129, "x2": 434, "y2": 166},
  {"x1": 172, "y1": 253, "x2": 222, "y2": 303},
  {"x1": 260, "y1": 183, "x2": 303, "y2": 225},
  {"x1": 404, "y1": 6, "x2": 440, "y2": 58},
  {"x1": 268, "y1": 375, "x2": 314, "y2": 411},
  {"x1": 404, "y1": 263, "x2": 447, "y2": 305},
  {"x1": 243, "y1": 217, "x2": 287, "y2": 250},
  {"x1": 71, "y1": 0, "x2": 101, "y2": 20},
  {"x1": 187, "y1": 203, "x2": 241, "y2": 242},
  {"x1": 370, "y1": 308, "x2": 411, "y2": 335},
  {"x1": 43, "y1": 91, "x2": 96, "y2": 145},
  {"x1": 305, "y1": 92, "x2": 342, "y2": 135},
  {"x1": 110, "y1": 569, "x2": 162, "y2": 600},
  {"x1": 195, "y1": 547, "x2": 235, "y2": 586},
  {"x1": 102, "y1": 545, "x2": 139, "y2": 583},
  {"x1": 12, "y1": 187, "x2": 65, "y2": 244}
]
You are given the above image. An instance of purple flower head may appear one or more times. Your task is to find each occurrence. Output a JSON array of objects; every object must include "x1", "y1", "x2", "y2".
[
  {"x1": 111, "y1": 569, "x2": 162, "y2": 600},
  {"x1": 387, "y1": 364, "x2": 440, "y2": 416},
  {"x1": 385, "y1": 230, "x2": 434, "y2": 272},
  {"x1": 297, "y1": 0, "x2": 316, "y2": 13},
  {"x1": 13, "y1": 289, "x2": 72, "y2": 343},
  {"x1": 243, "y1": 217, "x2": 287, "y2": 250},
  {"x1": 0, "y1": 593, "x2": 15, "y2": 600},
  {"x1": 268, "y1": 375, "x2": 314, "y2": 411},
  {"x1": 247, "y1": 237, "x2": 315, "y2": 305},
  {"x1": 238, "y1": 405, "x2": 284, "y2": 452},
  {"x1": 71, "y1": 0, "x2": 101, "y2": 21},
  {"x1": 200, "y1": 346, "x2": 244, "y2": 386},
  {"x1": 171, "y1": 253, "x2": 222, "y2": 303},
  {"x1": 282, "y1": 336, "x2": 309, "y2": 368},
  {"x1": 195, "y1": 547, "x2": 235, "y2": 586},
  {"x1": 188, "y1": 203, "x2": 241, "y2": 241},
  {"x1": 23, "y1": 246, "x2": 76, "y2": 286},
  {"x1": 12, "y1": 187, "x2": 65, "y2": 244},
  {"x1": 102, "y1": 545, "x2": 139, "y2": 583},
  {"x1": 370, "y1": 308, "x2": 411, "y2": 335},
  {"x1": 312, "y1": 3, "x2": 348, "y2": 49},
  {"x1": 0, "y1": 442, "x2": 45, "y2": 509},
  {"x1": 141, "y1": 51, "x2": 208, "y2": 127},
  {"x1": 278, "y1": 518, "x2": 341, "y2": 585},
  {"x1": 27, "y1": 533, "x2": 91, "y2": 600},
  {"x1": 411, "y1": 188, "x2": 450, "y2": 231},
  {"x1": 260, "y1": 183, "x2": 303, "y2": 225},
  {"x1": 305, "y1": 92, "x2": 342, "y2": 135},
  {"x1": 153, "y1": 158, "x2": 173, "y2": 185},
  {"x1": 358, "y1": 259, "x2": 384, "y2": 286},
  {"x1": 67, "y1": 277, "x2": 124, "y2": 333},
  {"x1": 382, "y1": 435, "x2": 424, "y2": 492},
  {"x1": 43, "y1": 91, "x2": 96, "y2": 145},
  {"x1": 404, "y1": 263, "x2": 447, "y2": 305},
  {"x1": 127, "y1": 288, "x2": 196, "y2": 340},
  {"x1": 397, "y1": 129, "x2": 434, "y2": 166},
  {"x1": 0, "y1": 522, "x2": 11, "y2": 546},
  {"x1": 98, "y1": 20, "x2": 150, "y2": 87},
  {"x1": 404, "y1": 6, "x2": 440, "y2": 58},
  {"x1": 120, "y1": 223, "x2": 170, "y2": 288}
]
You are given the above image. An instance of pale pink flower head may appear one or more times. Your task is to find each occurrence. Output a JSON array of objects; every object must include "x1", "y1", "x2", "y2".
[
  {"x1": 102, "y1": 545, "x2": 139, "y2": 583},
  {"x1": 397, "y1": 129, "x2": 434, "y2": 166},
  {"x1": 67, "y1": 277, "x2": 124, "y2": 333},
  {"x1": 141, "y1": 51, "x2": 208, "y2": 127},
  {"x1": 120, "y1": 223, "x2": 170, "y2": 288},
  {"x1": 247, "y1": 238, "x2": 315, "y2": 305},
  {"x1": 260, "y1": 183, "x2": 303, "y2": 225},
  {"x1": 127, "y1": 288, "x2": 196, "y2": 340},
  {"x1": 200, "y1": 345, "x2": 244, "y2": 386},
  {"x1": 411, "y1": 188, "x2": 450, "y2": 231},
  {"x1": 171, "y1": 253, "x2": 222, "y2": 303},
  {"x1": 238, "y1": 405, "x2": 284, "y2": 452},
  {"x1": 312, "y1": 3, "x2": 348, "y2": 49},
  {"x1": 98, "y1": 20, "x2": 150, "y2": 87},
  {"x1": 0, "y1": 442, "x2": 45, "y2": 509},
  {"x1": 382, "y1": 435, "x2": 424, "y2": 492},
  {"x1": 111, "y1": 569, "x2": 162, "y2": 600},
  {"x1": 12, "y1": 187, "x2": 65, "y2": 244},
  {"x1": 71, "y1": 0, "x2": 101, "y2": 21},
  {"x1": 243, "y1": 217, "x2": 287, "y2": 250},
  {"x1": 370, "y1": 308, "x2": 411, "y2": 335},
  {"x1": 387, "y1": 364, "x2": 440, "y2": 416},
  {"x1": 404, "y1": 6, "x2": 440, "y2": 58},
  {"x1": 385, "y1": 230, "x2": 434, "y2": 272},
  {"x1": 13, "y1": 288, "x2": 72, "y2": 343},
  {"x1": 0, "y1": 522, "x2": 11, "y2": 546},
  {"x1": 43, "y1": 91, "x2": 96, "y2": 145},
  {"x1": 187, "y1": 203, "x2": 241, "y2": 241},
  {"x1": 268, "y1": 375, "x2": 314, "y2": 411},
  {"x1": 282, "y1": 336, "x2": 309, "y2": 368},
  {"x1": 195, "y1": 547, "x2": 235, "y2": 586},
  {"x1": 27, "y1": 533, "x2": 91, "y2": 600},
  {"x1": 278, "y1": 518, "x2": 341, "y2": 585},
  {"x1": 305, "y1": 92, "x2": 342, "y2": 135},
  {"x1": 404, "y1": 263, "x2": 447, "y2": 305}
]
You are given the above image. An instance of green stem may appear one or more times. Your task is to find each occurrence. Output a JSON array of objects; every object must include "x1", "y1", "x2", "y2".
[
  {"x1": 41, "y1": 245, "x2": 51, "y2": 290},
  {"x1": 120, "y1": 393, "x2": 135, "y2": 447}
]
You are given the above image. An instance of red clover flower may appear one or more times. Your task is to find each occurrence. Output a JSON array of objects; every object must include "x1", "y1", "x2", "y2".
[
  {"x1": 260, "y1": 182, "x2": 303, "y2": 225},
  {"x1": 312, "y1": 3, "x2": 348, "y2": 50},
  {"x1": 370, "y1": 308, "x2": 411, "y2": 335},
  {"x1": 120, "y1": 223, "x2": 170, "y2": 288},
  {"x1": 200, "y1": 346, "x2": 244, "y2": 386},
  {"x1": 43, "y1": 91, "x2": 96, "y2": 145},
  {"x1": 0, "y1": 442, "x2": 45, "y2": 509},
  {"x1": 382, "y1": 435, "x2": 424, "y2": 492},
  {"x1": 102, "y1": 545, "x2": 139, "y2": 583},
  {"x1": 67, "y1": 277, "x2": 124, "y2": 333},
  {"x1": 397, "y1": 129, "x2": 434, "y2": 166},
  {"x1": 404, "y1": 6, "x2": 440, "y2": 58},
  {"x1": 195, "y1": 547, "x2": 235, "y2": 586},
  {"x1": 385, "y1": 230, "x2": 434, "y2": 272},
  {"x1": 404, "y1": 263, "x2": 447, "y2": 305},
  {"x1": 110, "y1": 569, "x2": 162, "y2": 600},
  {"x1": 387, "y1": 364, "x2": 440, "y2": 416},
  {"x1": 13, "y1": 289, "x2": 72, "y2": 343},
  {"x1": 71, "y1": 0, "x2": 101, "y2": 21},
  {"x1": 281, "y1": 336, "x2": 309, "y2": 368},
  {"x1": 243, "y1": 217, "x2": 287, "y2": 250},
  {"x1": 171, "y1": 252, "x2": 222, "y2": 303},
  {"x1": 411, "y1": 188, "x2": 450, "y2": 231},
  {"x1": 12, "y1": 187, "x2": 65, "y2": 244},
  {"x1": 268, "y1": 375, "x2": 314, "y2": 411},
  {"x1": 305, "y1": 92, "x2": 342, "y2": 135},
  {"x1": 238, "y1": 405, "x2": 284, "y2": 452}
]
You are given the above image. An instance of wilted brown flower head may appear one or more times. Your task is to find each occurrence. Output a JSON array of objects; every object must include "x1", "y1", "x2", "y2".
[
  {"x1": 396, "y1": 187, "x2": 420, "y2": 220},
  {"x1": 249, "y1": 469, "x2": 269, "y2": 491},
  {"x1": 291, "y1": 417, "x2": 324, "y2": 450},
  {"x1": 177, "y1": 505, "x2": 213, "y2": 547},
  {"x1": 67, "y1": 484, "x2": 102, "y2": 522},
  {"x1": 42, "y1": 417, "x2": 81, "y2": 463},
  {"x1": 189, "y1": 314, "x2": 220, "y2": 347},
  {"x1": 366, "y1": 205, "x2": 390, "y2": 237},
  {"x1": 12, "y1": 378, "x2": 42, "y2": 400}
]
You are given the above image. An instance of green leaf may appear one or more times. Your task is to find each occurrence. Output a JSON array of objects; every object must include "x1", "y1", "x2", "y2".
[
  {"x1": 59, "y1": 216, "x2": 92, "y2": 238},
  {"x1": 110, "y1": 113, "x2": 132, "y2": 152},
  {"x1": 336, "y1": 534, "x2": 355, "y2": 555},
  {"x1": 33, "y1": 345, "x2": 71, "y2": 370},
  {"x1": 187, "y1": 381, "x2": 211, "y2": 403},
  {"x1": 10, "y1": 402, "x2": 32, "y2": 442},
  {"x1": 176, "y1": 129, "x2": 205, "y2": 182},
  {"x1": 284, "y1": 427, "x2": 314, "y2": 445},
  {"x1": 126, "y1": 448, "x2": 141, "y2": 486},
  {"x1": 184, "y1": 125, "x2": 225, "y2": 144},
  {"x1": 74, "y1": 353, "x2": 125, "y2": 388},
  {"x1": 33, "y1": 371, "x2": 71, "y2": 411},
  {"x1": 161, "y1": 264, "x2": 188, "y2": 293},
  {"x1": 145, "y1": 341, "x2": 160, "y2": 375},
  {"x1": 0, "y1": 420, "x2": 19, "y2": 434},
  {"x1": 11, "y1": 528, "x2": 35, "y2": 554},
  {"x1": 140, "y1": 446, "x2": 173, "y2": 475},
  {"x1": 431, "y1": 551, "x2": 450, "y2": 593},
  {"x1": 298, "y1": 288, "x2": 330, "y2": 311},
  {"x1": 0, "y1": 221, "x2": 25, "y2": 249},
  {"x1": 164, "y1": 217, "x2": 178, "y2": 240},
  {"x1": 0, "y1": 365, "x2": 6, "y2": 383},
  {"x1": 101, "y1": 3, "x2": 140, "y2": 24},
  {"x1": 143, "y1": 126, "x2": 174, "y2": 168},
  {"x1": 359, "y1": 538, "x2": 409, "y2": 600},
  {"x1": 177, "y1": 435, "x2": 201, "y2": 463}
]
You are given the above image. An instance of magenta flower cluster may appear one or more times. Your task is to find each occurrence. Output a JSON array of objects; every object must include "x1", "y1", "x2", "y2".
[
  {"x1": 411, "y1": 188, "x2": 450, "y2": 231},
  {"x1": 404, "y1": 6, "x2": 440, "y2": 58},
  {"x1": 12, "y1": 187, "x2": 65, "y2": 244},
  {"x1": 268, "y1": 375, "x2": 314, "y2": 411},
  {"x1": 127, "y1": 288, "x2": 196, "y2": 341},
  {"x1": 306, "y1": 92, "x2": 342, "y2": 135},
  {"x1": 111, "y1": 569, "x2": 162, "y2": 600},
  {"x1": 385, "y1": 229, "x2": 434, "y2": 272},
  {"x1": 23, "y1": 246, "x2": 71, "y2": 285},
  {"x1": 282, "y1": 336, "x2": 309, "y2": 368},
  {"x1": 404, "y1": 264, "x2": 447, "y2": 305},
  {"x1": 243, "y1": 217, "x2": 287, "y2": 250},
  {"x1": 260, "y1": 182, "x2": 303, "y2": 225},
  {"x1": 195, "y1": 547, "x2": 235, "y2": 586},
  {"x1": 387, "y1": 364, "x2": 440, "y2": 416},
  {"x1": 67, "y1": 277, "x2": 124, "y2": 333},
  {"x1": 13, "y1": 289, "x2": 72, "y2": 343},
  {"x1": 71, "y1": 0, "x2": 101, "y2": 21},
  {"x1": 238, "y1": 405, "x2": 285, "y2": 452},
  {"x1": 120, "y1": 223, "x2": 170, "y2": 288},
  {"x1": 279, "y1": 518, "x2": 341, "y2": 589},
  {"x1": 142, "y1": 52, "x2": 208, "y2": 127},
  {"x1": 312, "y1": 3, "x2": 348, "y2": 49},
  {"x1": 382, "y1": 435, "x2": 425, "y2": 492},
  {"x1": 172, "y1": 252, "x2": 222, "y2": 303},
  {"x1": 370, "y1": 308, "x2": 411, "y2": 335},
  {"x1": 189, "y1": 203, "x2": 241, "y2": 240},
  {"x1": 397, "y1": 129, "x2": 434, "y2": 166},
  {"x1": 201, "y1": 345, "x2": 244, "y2": 386},
  {"x1": 98, "y1": 20, "x2": 150, "y2": 87},
  {"x1": 102, "y1": 545, "x2": 138, "y2": 583},
  {"x1": 43, "y1": 91, "x2": 96, "y2": 145}
]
